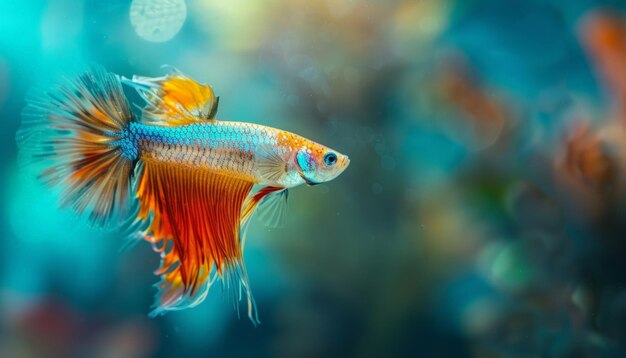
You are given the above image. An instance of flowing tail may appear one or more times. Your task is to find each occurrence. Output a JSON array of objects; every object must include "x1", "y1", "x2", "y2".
[{"x1": 16, "y1": 67, "x2": 139, "y2": 227}]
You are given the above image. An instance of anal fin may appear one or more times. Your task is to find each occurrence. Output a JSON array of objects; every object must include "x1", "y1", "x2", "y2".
[{"x1": 135, "y1": 159, "x2": 259, "y2": 323}]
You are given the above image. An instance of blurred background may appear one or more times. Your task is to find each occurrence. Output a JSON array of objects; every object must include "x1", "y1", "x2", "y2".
[{"x1": 2, "y1": 0, "x2": 626, "y2": 356}]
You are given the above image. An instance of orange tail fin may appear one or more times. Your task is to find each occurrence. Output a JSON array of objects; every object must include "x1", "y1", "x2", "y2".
[{"x1": 17, "y1": 66, "x2": 138, "y2": 227}]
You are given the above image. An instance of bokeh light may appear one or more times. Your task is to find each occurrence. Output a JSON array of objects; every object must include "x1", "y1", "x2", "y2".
[{"x1": 130, "y1": 0, "x2": 186, "y2": 43}]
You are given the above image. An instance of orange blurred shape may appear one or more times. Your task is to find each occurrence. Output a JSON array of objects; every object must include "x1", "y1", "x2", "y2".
[
  {"x1": 579, "y1": 10, "x2": 626, "y2": 122},
  {"x1": 561, "y1": 122, "x2": 615, "y2": 189},
  {"x1": 440, "y1": 58, "x2": 508, "y2": 148},
  {"x1": 16, "y1": 300, "x2": 79, "y2": 355}
]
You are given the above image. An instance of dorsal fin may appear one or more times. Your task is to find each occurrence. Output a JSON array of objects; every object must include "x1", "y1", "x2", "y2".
[
  {"x1": 135, "y1": 159, "x2": 259, "y2": 324},
  {"x1": 122, "y1": 67, "x2": 219, "y2": 126}
]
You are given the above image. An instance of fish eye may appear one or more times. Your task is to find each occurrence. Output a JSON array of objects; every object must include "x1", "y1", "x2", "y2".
[{"x1": 324, "y1": 152, "x2": 337, "y2": 166}]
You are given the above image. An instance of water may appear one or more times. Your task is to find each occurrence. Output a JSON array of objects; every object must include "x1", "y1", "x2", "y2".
[{"x1": 1, "y1": 0, "x2": 626, "y2": 356}]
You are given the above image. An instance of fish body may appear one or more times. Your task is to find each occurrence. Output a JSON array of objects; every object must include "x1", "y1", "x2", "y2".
[
  {"x1": 125, "y1": 121, "x2": 346, "y2": 188},
  {"x1": 17, "y1": 66, "x2": 349, "y2": 324}
]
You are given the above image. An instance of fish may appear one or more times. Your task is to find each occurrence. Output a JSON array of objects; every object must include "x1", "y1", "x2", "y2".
[{"x1": 16, "y1": 66, "x2": 349, "y2": 324}]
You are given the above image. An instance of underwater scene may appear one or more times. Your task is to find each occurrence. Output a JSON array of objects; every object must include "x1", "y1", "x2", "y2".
[{"x1": 2, "y1": 0, "x2": 626, "y2": 357}]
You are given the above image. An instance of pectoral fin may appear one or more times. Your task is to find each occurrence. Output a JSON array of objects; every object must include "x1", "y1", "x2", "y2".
[{"x1": 255, "y1": 143, "x2": 289, "y2": 183}]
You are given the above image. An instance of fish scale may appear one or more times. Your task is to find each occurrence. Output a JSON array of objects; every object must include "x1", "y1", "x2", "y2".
[{"x1": 127, "y1": 121, "x2": 306, "y2": 185}]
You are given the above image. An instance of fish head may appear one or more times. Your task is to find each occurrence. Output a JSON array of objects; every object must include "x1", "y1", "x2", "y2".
[{"x1": 294, "y1": 142, "x2": 349, "y2": 186}]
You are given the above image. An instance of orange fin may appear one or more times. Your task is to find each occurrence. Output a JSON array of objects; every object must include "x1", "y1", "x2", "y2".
[
  {"x1": 135, "y1": 159, "x2": 259, "y2": 323},
  {"x1": 18, "y1": 66, "x2": 138, "y2": 227},
  {"x1": 123, "y1": 67, "x2": 219, "y2": 126}
]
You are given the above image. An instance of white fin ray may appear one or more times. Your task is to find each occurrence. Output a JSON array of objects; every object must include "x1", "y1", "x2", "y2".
[
  {"x1": 257, "y1": 189, "x2": 289, "y2": 228},
  {"x1": 256, "y1": 143, "x2": 289, "y2": 184}
]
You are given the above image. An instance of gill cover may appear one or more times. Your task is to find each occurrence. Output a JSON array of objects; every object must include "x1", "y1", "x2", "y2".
[{"x1": 296, "y1": 150, "x2": 318, "y2": 185}]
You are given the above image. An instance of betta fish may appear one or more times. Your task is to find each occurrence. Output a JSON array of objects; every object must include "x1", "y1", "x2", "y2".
[{"x1": 16, "y1": 66, "x2": 349, "y2": 324}]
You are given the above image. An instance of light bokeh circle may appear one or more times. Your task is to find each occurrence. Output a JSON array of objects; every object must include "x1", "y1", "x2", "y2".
[{"x1": 130, "y1": 0, "x2": 187, "y2": 43}]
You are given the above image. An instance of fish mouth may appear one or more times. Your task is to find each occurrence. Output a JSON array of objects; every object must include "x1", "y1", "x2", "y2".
[{"x1": 341, "y1": 156, "x2": 350, "y2": 170}]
